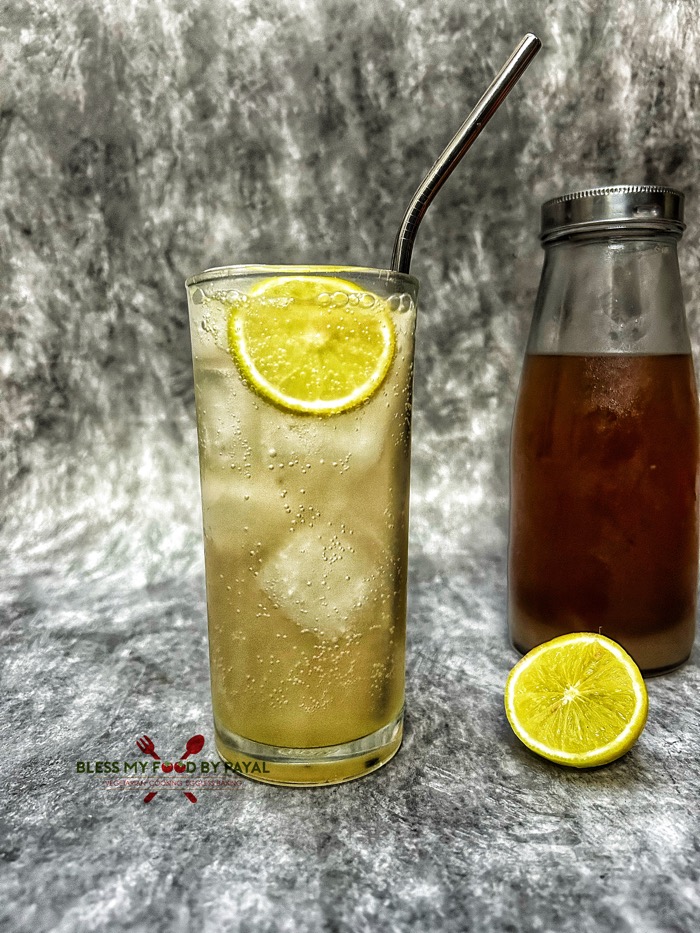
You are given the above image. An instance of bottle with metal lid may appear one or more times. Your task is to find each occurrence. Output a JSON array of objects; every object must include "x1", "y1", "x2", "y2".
[{"x1": 508, "y1": 185, "x2": 699, "y2": 674}]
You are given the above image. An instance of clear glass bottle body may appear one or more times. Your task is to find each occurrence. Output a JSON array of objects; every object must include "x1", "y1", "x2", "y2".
[{"x1": 509, "y1": 232, "x2": 699, "y2": 674}]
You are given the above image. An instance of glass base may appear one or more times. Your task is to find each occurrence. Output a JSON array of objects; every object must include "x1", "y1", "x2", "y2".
[{"x1": 214, "y1": 712, "x2": 404, "y2": 786}]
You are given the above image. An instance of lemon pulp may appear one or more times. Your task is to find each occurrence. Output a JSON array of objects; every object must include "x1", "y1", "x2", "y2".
[
  {"x1": 226, "y1": 275, "x2": 395, "y2": 415},
  {"x1": 504, "y1": 633, "x2": 648, "y2": 768}
]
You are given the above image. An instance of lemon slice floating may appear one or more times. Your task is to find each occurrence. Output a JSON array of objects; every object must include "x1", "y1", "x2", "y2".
[
  {"x1": 227, "y1": 275, "x2": 395, "y2": 415},
  {"x1": 504, "y1": 633, "x2": 648, "y2": 768}
]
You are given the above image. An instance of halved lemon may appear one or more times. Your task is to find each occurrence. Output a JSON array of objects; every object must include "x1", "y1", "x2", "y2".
[
  {"x1": 504, "y1": 633, "x2": 648, "y2": 768},
  {"x1": 227, "y1": 275, "x2": 395, "y2": 415}
]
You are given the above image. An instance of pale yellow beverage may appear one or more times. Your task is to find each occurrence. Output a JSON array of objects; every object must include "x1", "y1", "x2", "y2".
[{"x1": 186, "y1": 266, "x2": 418, "y2": 785}]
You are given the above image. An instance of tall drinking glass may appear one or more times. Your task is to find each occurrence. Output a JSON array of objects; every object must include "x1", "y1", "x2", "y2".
[{"x1": 186, "y1": 266, "x2": 418, "y2": 784}]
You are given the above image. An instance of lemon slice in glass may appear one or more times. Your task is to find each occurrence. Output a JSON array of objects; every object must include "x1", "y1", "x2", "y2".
[
  {"x1": 504, "y1": 633, "x2": 648, "y2": 768},
  {"x1": 227, "y1": 275, "x2": 395, "y2": 415}
]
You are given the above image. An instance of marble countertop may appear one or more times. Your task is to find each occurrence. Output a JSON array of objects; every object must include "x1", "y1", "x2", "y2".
[{"x1": 3, "y1": 552, "x2": 699, "y2": 933}]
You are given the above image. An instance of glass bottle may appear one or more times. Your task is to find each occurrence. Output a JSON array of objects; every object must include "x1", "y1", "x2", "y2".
[{"x1": 508, "y1": 186, "x2": 699, "y2": 674}]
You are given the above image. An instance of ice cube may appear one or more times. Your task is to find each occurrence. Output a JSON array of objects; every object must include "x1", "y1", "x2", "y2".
[
  {"x1": 259, "y1": 525, "x2": 386, "y2": 636},
  {"x1": 256, "y1": 403, "x2": 393, "y2": 494},
  {"x1": 189, "y1": 293, "x2": 231, "y2": 365},
  {"x1": 201, "y1": 466, "x2": 290, "y2": 559},
  {"x1": 195, "y1": 364, "x2": 276, "y2": 480}
]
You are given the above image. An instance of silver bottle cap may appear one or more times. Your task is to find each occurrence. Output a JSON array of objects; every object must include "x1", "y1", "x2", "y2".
[{"x1": 541, "y1": 185, "x2": 685, "y2": 242}]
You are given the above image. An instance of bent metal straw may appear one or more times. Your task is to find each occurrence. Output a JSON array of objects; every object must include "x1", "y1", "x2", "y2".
[{"x1": 391, "y1": 33, "x2": 541, "y2": 274}]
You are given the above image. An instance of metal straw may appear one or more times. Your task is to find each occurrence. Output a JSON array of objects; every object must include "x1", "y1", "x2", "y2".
[{"x1": 391, "y1": 33, "x2": 542, "y2": 274}]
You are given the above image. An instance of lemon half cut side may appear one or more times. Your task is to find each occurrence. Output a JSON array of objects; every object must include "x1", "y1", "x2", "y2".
[
  {"x1": 227, "y1": 275, "x2": 396, "y2": 415},
  {"x1": 504, "y1": 633, "x2": 648, "y2": 768}
]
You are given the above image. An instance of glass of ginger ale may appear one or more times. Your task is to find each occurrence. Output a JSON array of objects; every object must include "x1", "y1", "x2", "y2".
[{"x1": 186, "y1": 266, "x2": 418, "y2": 784}]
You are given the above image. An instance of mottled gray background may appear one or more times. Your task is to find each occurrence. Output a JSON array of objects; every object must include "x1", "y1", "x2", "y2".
[{"x1": 2, "y1": 1, "x2": 700, "y2": 931}]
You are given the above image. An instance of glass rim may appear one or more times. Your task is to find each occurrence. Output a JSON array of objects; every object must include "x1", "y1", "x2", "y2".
[{"x1": 185, "y1": 264, "x2": 419, "y2": 289}]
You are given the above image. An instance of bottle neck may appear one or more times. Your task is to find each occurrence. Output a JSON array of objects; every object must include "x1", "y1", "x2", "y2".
[{"x1": 527, "y1": 233, "x2": 690, "y2": 355}]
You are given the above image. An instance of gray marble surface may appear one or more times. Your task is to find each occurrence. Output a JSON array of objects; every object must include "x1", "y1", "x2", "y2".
[
  {"x1": 4, "y1": 555, "x2": 700, "y2": 932},
  {"x1": 3, "y1": 0, "x2": 700, "y2": 930}
]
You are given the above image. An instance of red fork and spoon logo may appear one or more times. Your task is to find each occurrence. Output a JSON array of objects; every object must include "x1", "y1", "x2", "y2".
[{"x1": 136, "y1": 734, "x2": 205, "y2": 804}]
